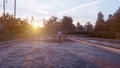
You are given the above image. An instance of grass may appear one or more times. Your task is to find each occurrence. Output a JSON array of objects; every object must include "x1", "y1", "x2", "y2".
[{"x1": 0, "y1": 32, "x2": 42, "y2": 42}]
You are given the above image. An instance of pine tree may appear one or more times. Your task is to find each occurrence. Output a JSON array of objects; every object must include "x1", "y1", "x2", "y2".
[{"x1": 94, "y1": 12, "x2": 105, "y2": 31}]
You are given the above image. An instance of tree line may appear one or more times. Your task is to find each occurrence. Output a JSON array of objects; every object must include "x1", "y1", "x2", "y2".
[
  {"x1": 93, "y1": 7, "x2": 120, "y2": 39},
  {"x1": 43, "y1": 7, "x2": 120, "y2": 38},
  {"x1": 0, "y1": 7, "x2": 120, "y2": 39},
  {"x1": 0, "y1": 13, "x2": 32, "y2": 33},
  {"x1": 43, "y1": 16, "x2": 94, "y2": 34}
]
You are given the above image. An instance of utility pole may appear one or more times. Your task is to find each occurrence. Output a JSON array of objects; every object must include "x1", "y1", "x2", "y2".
[
  {"x1": 3, "y1": 0, "x2": 5, "y2": 14},
  {"x1": 14, "y1": 0, "x2": 16, "y2": 19},
  {"x1": 3, "y1": 0, "x2": 6, "y2": 22}
]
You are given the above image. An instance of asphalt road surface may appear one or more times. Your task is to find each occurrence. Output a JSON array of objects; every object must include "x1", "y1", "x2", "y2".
[{"x1": 0, "y1": 37, "x2": 120, "y2": 68}]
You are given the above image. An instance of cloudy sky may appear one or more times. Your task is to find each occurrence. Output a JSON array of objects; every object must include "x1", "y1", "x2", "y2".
[{"x1": 0, "y1": 0, "x2": 120, "y2": 25}]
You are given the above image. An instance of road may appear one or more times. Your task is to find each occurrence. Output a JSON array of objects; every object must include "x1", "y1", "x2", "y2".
[{"x1": 0, "y1": 36, "x2": 120, "y2": 68}]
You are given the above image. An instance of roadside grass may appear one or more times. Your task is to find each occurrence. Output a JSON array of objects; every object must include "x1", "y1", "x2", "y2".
[{"x1": 0, "y1": 32, "x2": 42, "y2": 42}]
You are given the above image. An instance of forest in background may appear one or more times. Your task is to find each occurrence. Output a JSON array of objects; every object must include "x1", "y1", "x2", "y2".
[{"x1": 0, "y1": 7, "x2": 120, "y2": 39}]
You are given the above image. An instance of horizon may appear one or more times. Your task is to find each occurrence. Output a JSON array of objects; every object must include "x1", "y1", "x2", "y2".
[{"x1": 0, "y1": 0, "x2": 120, "y2": 26}]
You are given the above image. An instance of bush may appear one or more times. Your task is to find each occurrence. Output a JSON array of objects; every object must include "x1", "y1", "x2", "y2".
[{"x1": 91, "y1": 31, "x2": 116, "y2": 39}]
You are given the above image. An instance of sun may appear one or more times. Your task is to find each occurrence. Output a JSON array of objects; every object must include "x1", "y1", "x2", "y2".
[
  {"x1": 32, "y1": 21, "x2": 43, "y2": 27},
  {"x1": 32, "y1": 22, "x2": 39, "y2": 27}
]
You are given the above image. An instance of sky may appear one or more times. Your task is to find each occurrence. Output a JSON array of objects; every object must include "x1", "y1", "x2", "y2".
[{"x1": 0, "y1": 0, "x2": 120, "y2": 26}]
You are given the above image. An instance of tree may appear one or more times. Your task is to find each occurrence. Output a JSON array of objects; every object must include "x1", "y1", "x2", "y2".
[
  {"x1": 77, "y1": 22, "x2": 85, "y2": 33},
  {"x1": 84, "y1": 21, "x2": 93, "y2": 33},
  {"x1": 105, "y1": 7, "x2": 120, "y2": 32},
  {"x1": 44, "y1": 16, "x2": 57, "y2": 26},
  {"x1": 43, "y1": 16, "x2": 59, "y2": 33},
  {"x1": 105, "y1": 14, "x2": 114, "y2": 32},
  {"x1": 77, "y1": 22, "x2": 81, "y2": 27},
  {"x1": 94, "y1": 12, "x2": 105, "y2": 31},
  {"x1": 113, "y1": 7, "x2": 120, "y2": 32},
  {"x1": 61, "y1": 16, "x2": 75, "y2": 33}
]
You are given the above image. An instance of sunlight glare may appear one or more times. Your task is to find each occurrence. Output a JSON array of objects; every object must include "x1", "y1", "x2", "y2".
[{"x1": 32, "y1": 21, "x2": 43, "y2": 27}]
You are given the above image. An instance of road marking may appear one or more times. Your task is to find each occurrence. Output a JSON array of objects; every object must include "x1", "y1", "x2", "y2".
[{"x1": 0, "y1": 39, "x2": 23, "y2": 45}]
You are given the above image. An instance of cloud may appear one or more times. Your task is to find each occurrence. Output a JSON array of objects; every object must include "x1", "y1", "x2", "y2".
[{"x1": 58, "y1": 0, "x2": 103, "y2": 15}]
